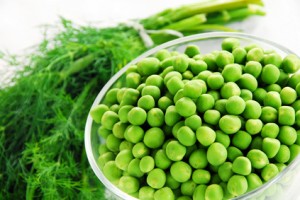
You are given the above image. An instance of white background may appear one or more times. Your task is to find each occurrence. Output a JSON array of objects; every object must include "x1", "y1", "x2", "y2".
[{"x1": 0, "y1": 0, "x2": 300, "y2": 54}]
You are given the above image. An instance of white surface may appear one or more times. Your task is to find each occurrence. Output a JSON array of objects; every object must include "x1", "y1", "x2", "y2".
[{"x1": 0, "y1": 0, "x2": 300, "y2": 54}]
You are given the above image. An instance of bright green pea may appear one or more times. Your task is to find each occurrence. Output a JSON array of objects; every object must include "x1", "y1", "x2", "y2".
[
  {"x1": 261, "y1": 64, "x2": 280, "y2": 84},
  {"x1": 189, "y1": 59, "x2": 208, "y2": 75},
  {"x1": 261, "y1": 123, "x2": 279, "y2": 138},
  {"x1": 115, "y1": 149, "x2": 133, "y2": 170},
  {"x1": 263, "y1": 52, "x2": 282, "y2": 67},
  {"x1": 185, "y1": 115, "x2": 202, "y2": 131},
  {"x1": 185, "y1": 44, "x2": 200, "y2": 58},
  {"x1": 247, "y1": 149, "x2": 269, "y2": 169},
  {"x1": 170, "y1": 161, "x2": 192, "y2": 183},
  {"x1": 297, "y1": 130, "x2": 300, "y2": 145},
  {"x1": 232, "y1": 47, "x2": 247, "y2": 64},
  {"x1": 175, "y1": 97, "x2": 197, "y2": 117},
  {"x1": 278, "y1": 106, "x2": 295, "y2": 126},
  {"x1": 193, "y1": 185, "x2": 207, "y2": 200},
  {"x1": 202, "y1": 53, "x2": 217, "y2": 71},
  {"x1": 207, "y1": 142, "x2": 227, "y2": 166},
  {"x1": 142, "y1": 85, "x2": 161, "y2": 101},
  {"x1": 117, "y1": 88, "x2": 126, "y2": 104},
  {"x1": 119, "y1": 141, "x2": 133, "y2": 151},
  {"x1": 227, "y1": 175, "x2": 248, "y2": 196},
  {"x1": 261, "y1": 164, "x2": 279, "y2": 182},
  {"x1": 182, "y1": 70, "x2": 194, "y2": 80},
  {"x1": 173, "y1": 55, "x2": 189, "y2": 73},
  {"x1": 118, "y1": 105, "x2": 133, "y2": 123},
  {"x1": 189, "y1": 149, "x2": 208, "y2": 169},
  {"x1": 137, "y1": 83, "x2": 146, "y2": 93},
  {"x1": 196, "y1": 126, "x2": 216, "y2": 146},
  {"x1": 158, "y1": 96, "x2": 173, "y2": 111},
  {"x1": 222, "y1": 37, "x2": 240, "y2": 52},
  {"x1": 126, "y1": 72, "x2": 141, "y2": 88},
  {"x1": 112, "y1": 121, "x2": 127, "y2": 139},
  {"x1": 293, "y1": 100, "x2": 300, "y2": 112},
  {"x1": 262, "y1": 137, "x2": 280, "y2": 158},
  {"x1": 196, "y1": 94, "x2": 215, "y2": 113},
  {"x1": 98, "y1": 144, "x2": 109, "y2": 155},
  {"x1": 232, "y1": 156, "x2": 252, "y2": 176},
  {"x1": 124, "y1": 125, "x2": 144, "y2": 143},
  {"x1": 174, "y1": 89, "x2": 184, "y2": 103},
  {"x1": 266, "y1": 84, "x2": 281, "y2": 93},
  {"x1": 147, "y1": 168, "x2": 166, "y2": 189},
  {"x1": 280, "y1": 87, "x2": 297, "y2": 105},
  {"x1": 282, "y1": 54, "x2": 300, "y2": 73},
  {"x1": 219, "y1": 115, "x2": 241, "y2": 134},
  {"x1": 232, "y1": 131, "x2": 252, "y2": 150},
  {"x1": 192, "y1": 169, "x2": 211, "y2": 184},
  {"x1": 195, "y1": 71, "x2": 212, "y2": 85},
  {"x1": 105, "y1": 88, "x2": 119, "y2": 104},
  {"x1": 246, "y1": 173, "x2": 263, "y2": 191},
  {"x1": 154, "y1": 187, "x2": 175, "y2": 200},
  {"x1": 289, "y1": 144, "x2": 300, "y2": 163},
  {"x1": 101, "y1": 111, "x2": 119, "y2": 130},
  {"x1": 253, "y1": 88, "x2": 267, "y2": 104},
  {"x1": 139, "y1": 156, "x2": 155, "y2": 173},
  {"x1": 172, "y1": 121, "x2": 185, "y2": 139},
  {"x1": 205, "y1": 184, "x2": 223, "y2": 200},
  {"x1": 166, "y1": 76, "x2": 184, "y2": 95},
  {"x1": 120, "y1": 88, "x2": 140, "y2": 106},
  {"x1": 288, "y1": 72, "x2": 300, "y2": 89},
  {"x1": 207, "y1": 73, "x2": 224, "y2": 90},
  {"x1": 216, "y1": 50, "x2": 234, "y2": 68},
  {"x1": 164, "y1": 71, "x2": 182, "y2": 84},
  {"x1": 245, "y1": 119, "x2": 263, "y2": 135},
  {"x1": 240, "y1": 89, "x2": 253, "y2": 101},
  {"x1": 278, "y1": 126, "x2": 297, "y2": 145},
  {"x1": 183, "y1": 80, "x2": 203, "y2": 99},
  {"x1": 165, "y1": 106, "x2": 181, "y2": 126},
  {"x1": 218, "y1": 162, "x2": 233, "y2": 182},
  {"x1": 220, "y1": 82, "x2": 241, "y2": 99},
  {"x1": 166, "y1": 140, "x2": 186, "y2": 161},
  {"x1": 127, "y1": 158, "x2": 144, "y2": 178},
  {"x1": 237, "y1": 73, "x2": 258, "y2": 92},
  {"x1": 260, "y1": 106, "x2": 278, "y2": 123},
  {"x1": 215, "y1": 130, "x2": 230, "y2": 148},
  {"x1": 144, "y1": 127, "x2": 165, "y2": 149},
  {"x1": 203, "y1": 109, "x2": 221, "y2": 125},
  {"x1": 97, "y1": 152, "x2": 115, "y2": 169},
  {"x1": 98, "y1": 126, "x2": 112, "y2": 139},
  {"x1": 166, "y1": 173, "x2": 180, "y2": 189},
  {"x1": 132, "y1": 142, "x2": 149, "y2": 158},
  {"x1": 137, "y1": 57, "x2": 160, "y2": 76},
  {"x1": 128, "y1": 107, "x2": 147, "y2": 126},
  {"x1": 139, "y1": 186, "x2": 155, "y2": 200},
  {"x1": 154, "y1": 149, "x2": 172, "y2": 170},
  {"x1": 106, "y1": 134, "x2": 122, "y2": 152},
  {"x1": 247, "y1": 47, "x2": 264, "y2": 62},
  {"x1": 275, "y1": 145, "x2": 290, "y2": 163},
  {"x1": 225, "y1": 96, "x2": 246, "y2": 115},
  {"x1": 244, "y1": 61, "x2": 262, "y2": 78},
  {"x1": 138, "y1": 95, "x2": 155, "y2": 111},
  {"x1": 227, "y1": 146, "x2": 243, "y2": 162},
  {"x1": 214, "y1": 99, "x2": 227, "y2": 114},
  {"x1": 90, "y1": 104, "x2": 109, "y2": 123},
  {"x1": 275, "y1": 163, "x2": 287, "y2": 172},
  {"x1": 177, "y1": 126, "x2": 196, "y2": 147},
  {"x1": 109, "y1": 104, "x2": 119, "y2": 113},
  {"x1": 207, "y1": 90, "x2": 220, "y2": 101},
  {"x1": 147, "y1": 108, "x2": 164, "y2": 127},
  {"x1": 155, "y1": 49, "x2": 171, "y2": 61},
  {"x1": 103, "y1": 161, "x2": 122, "y2": 181},
  {"x1": 222, "y1": 63, "x2": 242, "y2": 82}
]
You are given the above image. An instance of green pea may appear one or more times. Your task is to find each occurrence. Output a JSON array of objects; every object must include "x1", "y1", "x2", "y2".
[
  {"x1": 106, "y1": 134, "x2": 122, "y2": 152},
  {"x1": 260, "y1": 106, "x2": 278, "y2": 123},
  {"x1": 173, "y1": 89, "x2": 184, "y2": 103},
  {"x1": 293, "y1": 100, "x2": 300, "y2": 112},
  {"x1": 138, "y1": 95, "x2": 155, "y2": 111},
  {"x1": 280, "y1": 87, "x2": 297, "y2": 105},
  {"x1": 261, "y1": 64, "x2": 280, "y2": 84},
  {"x1": 237, "y1": 73, "x2": 258, "y2": 92},
  {"x1": 109, "y1": 104, "x2": 120, "y2": 113},
  {"x1": 182, "y1": 70, "x2": 194, "y2": 80},
  {"x1": 132, "y1": 142, "x2": 149, "y2": 158},
  {"x1": 166, "y1": 173, "x2": 180, "y2": 189},
  {"x1": 247, "y1": 47, "x2": 264, "y2": 62},
  {"x1": 97, "y1": 152, "x2": 115, "y2": 169},
  {"x1": 142, "y1": 85, "x2": 161, "y2": 101},
  {"x1": 172, "y1": 121, "x2": 185, "y2": 139},
  {"x1": 207, "y1": 73, "x2": 224, "y2": 90},
  {"x1": 98, "y1": 126, "x2": 111, "y2": 139},
  {"x1": 244, "y1": 61, "x2": 262, "y2": 78},
  {"x1": 166, "y1": 76, "x2": 184, "y2": 95},
  {"x1": 249, "y1": 136, "x2": 262, "y2": 150},
  {"x1": 101, "y1": 111, "x2": 119, "y2": 130},
  {"x1": 117, "y1": 88, "x2": 126, "y2": 104},
  {"x1": 289, "y1": 144, "x2": 300, "y2": 163},
  {"x1": 288, "y1": 72, "x2": 300, "y2": 89},
  {"x1": 296, "y1": 83, "x2": 300, "y2": 97},
  {"x1": 103, "y1": 161, "x2": 122, "y2": 181},
  {"x1": 119, "y1": 141, "x2": 133, "y2": 151},
  {"x1": 126, "y1": 64, "x2": 138, "y2": 74},
  {"x1": 139, "y1": 156, "x2": 154, "y2": 173},
  {"x1": 127, "y1": 158, "x2": 144, "y2": 178},
  {"x1": 192, "y1": 169, "x2": 211, "y2": 184},
  {"x1": 227, "y1": 175, "x2": 248, "y2": 196},
  {"x1": 173, "y1": 55, "x2": 189, "y2": 73},
  {"x1": 262, "y1": 138, "x2": 280, "y2": 158},
  {"x1": 90, "y1": 104, "x2": 109, "y2": 123},
  {"x1": 112, "y1": 121, "x2": 127, "y2": 139},
  {"x1": 277, "y1": 69, "x2": 290, "y2": 86},
  {"x1": 222, "y1": 64, "x2": 242, "y2": 82},
  {"x1": 266, "y1": 83, "x2": 282, "y2": 93},
  {"x1": 232, "y1": 156, "x2": 252, "y2": 176},
  {"x1": 261, "y1": 123, "x2": 279, "y2": 138},
  {"x1": 202, "y1": 53, "x2": 217, "y2": 71},
  {"x1": 219, "y1": 115, "x2": 241, "y2": 134},
  {"x1": 185, "y1": 115, "x2": 202, "y2": 131},
  {"x1": 98, "y1": 143, "x2": 109, "y2": 155},
  {"x1": 193, "y1": 185, "x2": 207, "y2": 200},
  {"x1": 118, "y1": 105, "x2": 133, "y2": 123},
  {"x1": 282, "y1": 54, "x2": 300, "y2": 73},
  {"x1": 247, "y1": 149, "x2": 269, "y2": 169},
  {"x1": 227, "y1": 146, "x2": 243, "y2": 162},
  {"x1": 220, "y1": 82, "x2": 241, "y2": 99},
  {"x1": 196, "y1": 94, "x2": 215, "y2": 113},
  {"x1": 263, "y1": 52, "x2": 282, "y2": 67},
  {"x1": 137, "y1": 57, "x2": 160, "y2": 76},
  {"x1": 158, "y1": 96, "x2": 173, "y2": 111},
  {"x1": 124, "y1": 125, "x2": 144, "y2": 143},
  {"x1": 139, "y1": 186, "x2": 155, "y2": 200},
  {"x1": 216, "y1": 50, "x2": 234, "y2": 68},
  {"x1": 232, "y1": 47, "x2": 247, "y2": 64},
  {"x1": 214, "y1": 99, "x2": 227, "y2": 114},
  {"x1": 278, "y1": 106, "x2": 295, "y2": 126},
  {"x1": 245, "y1": 119, "x2": 263, "y2": 135},
  {"x1": 261, "y1": 164, "x2": 279, "y2": 182},
  {"x1": 164, "y1": 71, "x2": 182, "y2": 85},
  {"x1": 126, "y1": 72, "x2": 141, "y2": 88},
  {"x1": 204, "y1": 184, "x2": 223, "y2": 200},
  {"x1": 185, "y1": 44, "x2": 200, "y2": 58},
  {"x1": 232, "y1": 131, "x2": 252, "y2": 150},
  {"x1": 105, "y1": 88, "x2": 119, "y2": 104},
  {"x1": 154, "y1": 149, "x2": 172, "y2": 170},
  {"x1": 253, "y1": 88, "x2": 267, "y2": 104},
  {"x1": 147, "y1": 168, "x2": 166, "y2": 189},
  {"x1": 225, "y1": 96, "x2": 245, "y2": 115},
  {"x1": 240, "y1": 89, "x2": 253, "y2": 101},
  {"x1": 275, "y1": 145, "x2": 290, "y2": 163},
  {"x1": 207, "y1": 90, "x2": 220, "y2": 101},
  {"x1": 203, "y1": 109, "x2": 221, "y2": 125},
  {"x1": 165, "y1": 106, "x2": 181, "y2": 126},
  {"x1": 170, "y1": 161, "x2": 192, "y2": 183},
  {"x1": 222, "y1": 37, "x2": 240, "y2": 51},
  {"x1": 115, "y1": 149, "x2": 133, "y2": 170},
  {"x1": 207, "y1": 142, "x2": 227, "y2": 166},
  {"x1": 195, "y1": 70, "x2": 212, "y2": 82},
  {"x1": 189, "y1": 59, "x2": 208, "y2": 75},
  {"x1": 196, "y1": 126, "x2": 216, "y2": 146},
  {"x1": 166, "y1": 140, "x2": 186, "y2": 161},
  {"x1": 155, "y1": 49, "x2": 171, "y2": 61},
  {"x1": 147, "y1": 108, "x2": 164, "y2": 127},
  {"x1": 144, "y1": 127, "x2": 165, "y2": 149},
  {"x1": 177, "y1": 126, "x2": 197, "y2": 147},
  {"x1": 175, "y1": 97, "x2": 197, "y2": 117},
  {"x1": 128, "y1": 107, "x2": 147, "y2": 126},
  {"x1": 215, "y1": 130, "x2": 230, "y2": 148},
  {"x1": 182, "y1": 80, "x2": 203, "y2": 99},
  {"x1": 189, "y1": 149, "x2": 208, "y2": 169},
  {"x1": 275, "y1": 163, "x2": 287, "y2": 172},
  {"x1": 154, "y1": 187, "x2": 175, "y2": 200},
  {"x1": 246, "y1": 173, "x2": 263, "y2": 191},
  {"x1": 181, "y1": 180, "x2": 197, "y2": 196},
  {"x1": 218, "y1": 162, "x2": 233, "y2": 182},
  {"x1": 278, "y1": 126, "x2": 297, "y2": 145},
  {"x1": 121, "y1": 88, "x2": 140, "y2": 106}
]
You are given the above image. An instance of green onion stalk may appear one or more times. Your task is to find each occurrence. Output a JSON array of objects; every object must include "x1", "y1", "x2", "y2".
[{"x1": 0, "y1": 0, "x2": 264, "y2": 199}]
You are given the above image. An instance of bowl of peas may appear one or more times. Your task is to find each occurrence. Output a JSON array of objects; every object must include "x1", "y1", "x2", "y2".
[{"x1": 85, "y1": 32, "x2": 300, "y2": 200}]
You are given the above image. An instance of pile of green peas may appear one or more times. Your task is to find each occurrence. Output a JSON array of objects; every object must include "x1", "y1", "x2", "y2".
[{"x1": 90, "y1": 37, "x2": 300, "y2": 200}]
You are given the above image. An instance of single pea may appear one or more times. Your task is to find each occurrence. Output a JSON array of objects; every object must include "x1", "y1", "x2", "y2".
[
  {"x1": 126, "y1": 72, "x2": 141, "y2": 88},
  {"x1": 196, "y1": 126, "x2": 216, "y2": 147},
  {"x1": 90, "y1": 104, "x2": 109, "y2": 123},
  {"x1": 237, "y1": 73, "x2": 258, "y2": 92},
  {"x1": 117, "y1": 88, "x2": 126, "y2": 104},
  {"x1": 232, "y1": 131, "x2": 252, "y2": 150},
  {"x1": 280, "y1": 87, "x2": 297, "y2": 105},
  {"x1": 275, "y1": 163, "x2": 287, "y2": 172},
  {"x1": 261, "y1": 164, "x2": 279, "y2": 182},
  {"x1": 288, "y1": 72, "x2": 300, "y2": 89},
  {"x1": 154, "y1": 187, "x2": 175, "y2": 200},
  {"x1": 232, "y1": 47, "x2": 247, "y2": 64},
  {"x1": 225, "y1": 96, "x2": 246, "y2": 115},
  {"x1": 244, "y1": 61, "x2": 262, "y2": 78},
  {"x1": 219, "y1": 115, "x2": 241, "y2": 134},
  {"x1": 205, "y1": 184, "x2": 224, "y2": 200},
  {"x1": 263, "y1": 52, "x2": 282, "y2": 67},
  {"x1": 261, "y1": 64, "x2": 280, "y2": 84},
  {"x1": 220, "y1": 82, "x2": 241, "y2": 99},
  {"x1": 203, "y1": 109, "x2": 221, "y2": 125},
  {"x1": 240, "y1": 89, "x2": 253, "y2": 101},
  {"x1": 128, "y1": 107, "x2": 147, "y2": 126},
  {"x1": 214, "y1": 99, "x2": 227, "y2": 114},
  {"x1": 103, "y1": 161, "x2": 122, "y2": 181},
  {"x1": 189, "y1": 59, "x2": 208, "y2": 75},
  {"x1": 192, "y1": 169, "x2": 211, "y2": 184},
  {"x1": 155, "y1": 49, "x2": 171, "y2": 61},
  {"x1": 182, "y1": 70, "x2": 194, "y2": 80},
  {"x1": 175, "y1": 97, "x2": 197, "y2": 117},
  {"x1": 132, "y1": 142, "x2": 149, "y2": 158},
  {"x1": 105, "y1": 88, "x2": 119, "y2": 104},
  {"x1": 154, "y1": 149, "x2": 172, "y2": 170},
  {"x1": 166, "y1": 173, "x2": 180, "y2": 189},
  {"x1": 98, "y1": 126, "x2": 112, "y2": 139},
  {"x1": 118, "y1": 105, "x2": 133, "y2": 123},
  {"x1": 277, "y1": 126, "x2": 297, "y2": 145},
  {"x1": 164, "y1": 71, "x2": 182, "y2": 84},
  {"x1": 142, "y1": 85, "x2": 161, "y2": 101},
  {"x1": 245, "y1": 119, "x2": 263, "y2": 135},
  {"x1": 193, "y1": 185, "x2": 207, "y2": 200},
  {"x1": 247, "y1": 149, "x2": 269, "y2": 169},
  {"x1": 207, "y1": 73, "x2": 224, "y2": 90},
  {"x1": 138, "y1": 95, "x2": 155, "y2": 111},
  {"x1": 293, "y1": 100, "x2": 300, "y2": 112},
  {"x1": 202, "y1": 53, "x2": 217, "y2": 71},
  {"x1": 119, "y1": 140, "x2": 134, "y2": 151},
  {"x1": 222, "y1": 63, "x2": 242, "y2": 82},
  {"x1": 289, "y1": 144, "x2": 300, "y2": 163},
  {"x1": 137, "y1": 57, "x2": 160, "y2": 76},
  {"x1": 115, "y1": 149, "x2": 133, "y2": 171},
  {"x1": 282, "y1": 54, "x2": 300, "y2": 73},
  {"x1": 166, "y1": 76, "x2": 184, "y2": 95},
  {"x1": 158, "y1": 96, "x2": 173, "y2": 111},
  {"x1": 266, "y1": 84, "x2": 281, "y2": 93},
  {"x1": 144, "y1": 127, "x2": 165, "y2": 149},
  {"x1": 124, "y1": 125, "x2": 144, "y2": 143},
  {"x1": 109, "y1": 104, "x2": 119, "y2": 113},
  {"x1": 227, "y1": 146, "x2": 243, "y2": 162},
  {"x1": 112, "y1": 121, "x2": 127, "y2": 139},
  {"x1": 216, "y1": 50, "x2": 234, "y2": 68},
  {"x1": 185, "y1": 115, "x2": 202, "y2": 131},
  {"x1": 185, "y1": 44, "x2": 200, "y2": 58},
  {"x1": 262, "y1": 137, "x2": 280, "y2": 158},
  {"x1": 106, "y1": 134, "x2": 122, "y2": 152},
  {"x1": 147, "y1": 168, "x2": 166, "y2": 189},
  {"x1": 277, "y1": 69, "x2": 290, "y2": 86},
  {"x1": 215, "y1": 130, "x2": 230, "y2": 148},
  {"x1": 207, "y1": 90, "x2": 220, "y2": 101},
  {"x1": 137, "y1": 83, "x2": 146, "y2": 93},
  {"x1": 173, "y1": 55, "x2": 189, "y2": 73},
  {"x1": 98, "y1": 144, "x2": 109, "y2": 155},
  {"x1": 278, "y1": 106, "x2": 295, "y2": 126},
  {"x1": 166, "y1": 140, "x2": 186, "y2": 161},
  {"x1": 182, "y1": 80, "x2": 203, "y2": 99},
  {"x1": 170, "y1": 161, "x2": 192, "y2": 183},
  {"x1": 101, "y1": 111, "x2": 119, "y2": 130},
  {"x1": 147, "y1": 108, "x2": 164, "y2": 127},
  {"x1": 227, "y1": 175, "x2": 248, "y2": 196},
  {"x1": 222, "y1": 37, "x2": 240, "y2": 52},
  {"x1": 261, "y1": 123, "x2": 279, "y2": 138},
  {"x1": 139, "y1": 186, "x2": 155, "y2": 200},
  {"x1": 189, "y1": 149, "x2": 208, "y2": 169},
  {"x1": 246, "y1": 173, "x2": 263, "y2": 191},
  {"x1": 196, "y1": 94, "x2": 215, "y2": 113},
  {"x1": 127, "y1": 158, "x2": 144, "y2": 178},
  {"x1": 161, "y1": 58, "x2": 174, "y2": 71},
  {"x1": 260, "y1": 106, "x2": 278, "y2": 123},
  {"x1": 218, "y1": 162, "x2": 233, "y2": 182},
  {"x1": 275, "y1": 145, "x2": 290, "y2": 163},
  {"x1": 207, "y1": 142, "x2": 227, "y2": 166},
  {"x1": 165, "y1": 105, "x2": 181, "y2": 126},
  {"x1": 247, "y1": 47, "x2": 264, "y2": 62},
  {"x1": 97, "y1": 152, "x2": 115, "y2": 169},
  {"x1": 181, "y1": 180, "x2": 197, "y2": 197},
  {"x1": 120, "y1": 88, "x2": 140, "y2": 106},
  {"x1": 172, "y1": 121, "x2": 185, "y2": 139},
  {"x1": 196, "y1": 70, "x2": 213, "y2": 82},
  {"x1": 253, "y1": 88, "x2": 267, "y2": 105},
  {"x1": 232, "y1": 156, "x2": 252, "y2": 176},
  {"x1": 177, "y1": 126, "x2": 197, "y2": 147}
]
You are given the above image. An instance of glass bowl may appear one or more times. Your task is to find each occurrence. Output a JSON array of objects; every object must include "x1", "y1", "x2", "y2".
[{"x1": 85, "y1": 32, "x2": 300, "y2": 200}]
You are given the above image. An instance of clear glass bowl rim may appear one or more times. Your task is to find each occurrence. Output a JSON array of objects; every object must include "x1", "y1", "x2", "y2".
[{"x1": 85, "y1": 31, "x2": 300, "y2": 200}]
